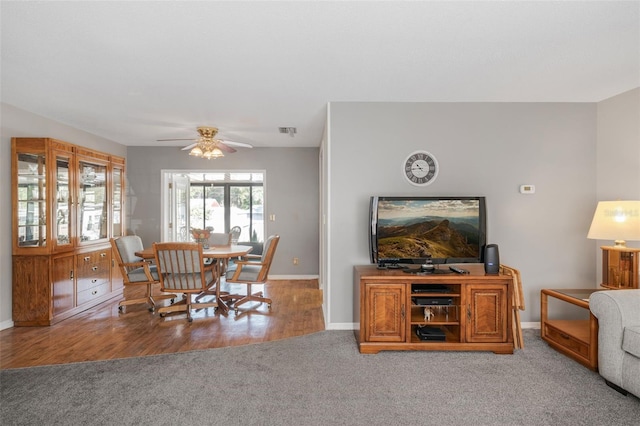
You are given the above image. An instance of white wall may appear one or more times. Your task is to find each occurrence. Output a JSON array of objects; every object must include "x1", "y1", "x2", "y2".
[
  {"x1": 0, "y1": 103, "x2": 127, "y2": 329},
  {"x1": 325, "y1": 102, "x2": 598, "y2": 328}
]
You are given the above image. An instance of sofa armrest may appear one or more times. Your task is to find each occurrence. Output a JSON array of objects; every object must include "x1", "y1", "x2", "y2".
[{"x1": 589, "y1": 290, "x2": 640, "y2": 384}]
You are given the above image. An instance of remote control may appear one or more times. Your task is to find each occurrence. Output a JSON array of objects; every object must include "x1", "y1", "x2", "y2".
[{"x1": 449, "y1": 266, "x2": 470, "y2": 274}]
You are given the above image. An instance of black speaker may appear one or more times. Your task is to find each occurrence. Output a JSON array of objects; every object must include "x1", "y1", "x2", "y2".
[{"x1": 484, "y1": 244, "x2": 500, "y2": 275}]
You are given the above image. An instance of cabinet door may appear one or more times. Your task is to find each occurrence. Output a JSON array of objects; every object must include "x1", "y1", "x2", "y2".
[
  {"x1": 52, "y1": 255, "x2": 75, "y2": 316},
  {"x1": 364, "y1": 283, "x2": 406, "y2": 342},
  {"x1": 466, "y1": 284, "x2": 508, "y2": 343},
  {"x1": 52, "y1": 149, "x2": 75, "y2": 251},
  {"x1": 14, "y1": 150, "x2": 48, "y2": 252},
  {"x1": 77, "y1": 156, "x2": 109, "y2": 244},
  {"x1": 110, "y1": 159, "x2": 125, "y2": 238}
]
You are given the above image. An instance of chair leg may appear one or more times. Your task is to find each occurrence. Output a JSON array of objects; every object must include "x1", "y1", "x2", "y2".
[
  {"x1": 118, "y1": 283, "x2": 156, "y2": 313},
  {"x1": 157, "y1": 293, "x2": 218, "y2": 322},
  {"x1": 233, "y1": 283, "x2": 272, "y2": 313}
]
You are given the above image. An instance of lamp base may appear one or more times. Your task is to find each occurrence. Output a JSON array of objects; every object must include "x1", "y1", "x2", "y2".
[{"x1": 613, "y1": 240, "x2": 627, "y2": 248}]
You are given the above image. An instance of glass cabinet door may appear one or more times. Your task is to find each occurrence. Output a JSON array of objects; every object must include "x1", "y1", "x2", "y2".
[
  {"x1": 16, "y1": 153, "x2": 47, "y2": 247},
  {"x1": 54, "y1": 153, "x2": 73, "y2": 247},
  {"x1": 78, "y1": 160, "x2": 108, "y2": 243},
  {"x1": 111, "y1": 163, "x2": 124, "y2": 238}
]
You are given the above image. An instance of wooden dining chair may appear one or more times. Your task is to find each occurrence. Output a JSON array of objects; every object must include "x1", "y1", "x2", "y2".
[
  {"x1": 224, "y1": 235, "x2": 280, "y2": 314},
  {"x1": 111, "y1": 236, "x2": 177, "y2": 313},
  {"x1": 153, "y1": 242, "x2": 219, "y2": 322}
]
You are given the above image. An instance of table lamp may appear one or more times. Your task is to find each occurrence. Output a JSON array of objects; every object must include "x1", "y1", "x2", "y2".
[
  {"x1": 587, "y1": 200, "x2": 640, "y2": 289},
  {"x1": 587, "y1": 200, "x2": 640, "y2": 247}
]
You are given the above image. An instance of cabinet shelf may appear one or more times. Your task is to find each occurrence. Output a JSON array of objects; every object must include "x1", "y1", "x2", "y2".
[{"x1": 410, "y1": 305, "x2": 459, "y2": 324}]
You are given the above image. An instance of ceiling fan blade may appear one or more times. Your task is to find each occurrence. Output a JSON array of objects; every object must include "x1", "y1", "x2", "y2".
[
  {"x1": 217, "y1": 142, "x2": 237, "y2": 153},
  {"x1": 222, "y1": 140, "x2": 253, "y2": 149},
  {"x1": 181, "y1": 143, "x2": 198, "y2": 151},
  {"x1": 157, "y1": 138, "x2": 197, "y2": 142}
]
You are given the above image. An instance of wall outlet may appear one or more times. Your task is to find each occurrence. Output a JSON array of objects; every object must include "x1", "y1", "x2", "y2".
[{"x1": 293, "y1": 257, "x2": 299, "y2": 265}]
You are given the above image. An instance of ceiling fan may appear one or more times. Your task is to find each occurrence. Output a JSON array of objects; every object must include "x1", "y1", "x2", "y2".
[{"x1": 157, "y1": 126, "x2": 253, "y2": 159}]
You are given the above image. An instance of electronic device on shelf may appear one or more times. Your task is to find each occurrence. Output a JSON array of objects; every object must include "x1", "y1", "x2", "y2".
[
  {"x1": 412, "y1": 284, "x2": 451, "y2": 293},
  {"x1": 415, "y1": 325, "x2": 446, "y2": 341},
  {"x1": 369, "y1": 196, "x2": 487, "y2": 267},
  {"x1": 412, "y1": 297, "x2": 454, "y2": 306},
  {"x1": 449, "y1": 266, "x2": 470, "y2": 274}
]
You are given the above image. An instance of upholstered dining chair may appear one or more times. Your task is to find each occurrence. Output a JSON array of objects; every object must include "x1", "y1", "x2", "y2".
[
  {"x1": 110, "y1": 236, "x2": 176, "y2": 312},
  {"x1": 153, "y1": 242, "x2": 219, "y2": 322},
  {"x1": 224, "y1": 234, "x2": 280, "y2": 314},
  {"x1": 230, "y1": 226, "x2": 241, "y2": 244},
  {"x1": 208, "y1": 232, "x2": 231, "y2": 247}
]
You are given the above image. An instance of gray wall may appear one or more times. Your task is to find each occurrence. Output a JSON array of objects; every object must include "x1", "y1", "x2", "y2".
[
  {"x1": 325, "y1": 102, "x2": 598, "y2": 328},
  {"x1": 126, "y1": 146, "x2": 320, "y2": 276},
  {"x1": 2, "y1": 90, "x2": 638, "y2": 329},
  {"x1": 0, "y1": 103, "x2": 127, "y2": 329},
  {"x1": 593, "y1": 88, "x2": 640, "y2": 278}
]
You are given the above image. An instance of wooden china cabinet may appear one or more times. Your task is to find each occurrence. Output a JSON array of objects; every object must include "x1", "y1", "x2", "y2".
[{"x1": 11, "y1": 138, "x2": 125, "y2": 326}]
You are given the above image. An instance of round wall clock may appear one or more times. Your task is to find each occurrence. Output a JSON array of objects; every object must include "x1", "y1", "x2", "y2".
[{"x1": 403, "y1": 151, "x2": 439, "y2": 186}]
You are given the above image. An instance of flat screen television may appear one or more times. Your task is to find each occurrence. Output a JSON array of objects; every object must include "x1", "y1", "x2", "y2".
[{"x1": 369, "y1": 196, "x2": 487, "y2": 267}]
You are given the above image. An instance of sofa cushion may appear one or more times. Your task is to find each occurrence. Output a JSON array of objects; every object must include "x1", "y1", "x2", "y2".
[{"x1": 622, "y1": 325, "x2": 640, "y2": 358}]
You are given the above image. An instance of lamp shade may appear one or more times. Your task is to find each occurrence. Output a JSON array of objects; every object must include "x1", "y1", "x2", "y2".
[{"x1": 587, "y1": 200, "x2": 640, "y2": 246}]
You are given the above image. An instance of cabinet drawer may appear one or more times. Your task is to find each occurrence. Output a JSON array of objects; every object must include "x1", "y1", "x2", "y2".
[
  {"x1": 77, "y1": 281, "x2": 111, "y2": 306},
  {"x1": 76, "y1": 251, "x2": 110, "y2": 276},
  {"x1": 77, "y1": 275, "x2": 109, "y2": 293},
  {"x1": 76, "y1": 250, "x2": 109, "y2": 268},
  {"x1": 544, "y1": 324, "x2": 589, "y2": 358},
  {"x1": 77, "y1": 262, "x2": 110, "y2": 281}
]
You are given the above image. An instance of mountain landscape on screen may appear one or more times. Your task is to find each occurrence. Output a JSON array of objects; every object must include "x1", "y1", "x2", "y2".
[{"x1": 377, "y1": 217, "x2": 480, "y2": 260}]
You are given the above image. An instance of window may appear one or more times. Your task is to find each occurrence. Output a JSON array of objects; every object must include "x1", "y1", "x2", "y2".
[{"x1": 163, "y1": 171, "x2": 264, "y2": 243}]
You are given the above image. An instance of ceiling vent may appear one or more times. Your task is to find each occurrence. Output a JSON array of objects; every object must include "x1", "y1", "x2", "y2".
[{"x1": 278, "y1": 127, "x2": 297, "y2": 137}]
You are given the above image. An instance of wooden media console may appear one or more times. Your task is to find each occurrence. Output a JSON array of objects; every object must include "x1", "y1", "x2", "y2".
[{"x1": 354, "y1": 264, "x2": 514, "y2": 354}]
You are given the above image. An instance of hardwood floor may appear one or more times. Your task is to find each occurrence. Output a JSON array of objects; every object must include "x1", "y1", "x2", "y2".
[{"x1": 0, "y1": 279, "x2": 325, "y2": 369}]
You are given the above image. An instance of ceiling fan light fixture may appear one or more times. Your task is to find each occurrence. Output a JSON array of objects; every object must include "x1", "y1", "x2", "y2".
[
  {"x1": 173, "y1": 125, "x2": 251, "y2": 158},
  {"x1": 210, "y1": 147, "x2": 225, "y2": 158},
  {"x1": 200, "y1": 146, "x2": 224, "y2": 160}
]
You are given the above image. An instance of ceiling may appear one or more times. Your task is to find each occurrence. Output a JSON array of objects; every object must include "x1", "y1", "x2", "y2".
[{"x1": 2, "y1": 1, "x2": 639, "y2": 149}]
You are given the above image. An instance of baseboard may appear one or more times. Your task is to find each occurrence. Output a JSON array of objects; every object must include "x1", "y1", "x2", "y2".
[
  {"x1": 326, "y1": 322, "x2": 357, "y2": 330},
  {"x1": 0, "y1": 319, "x2": 15, "y2": 331},
  {"x1": 522, "y1": 322, "x2": 541, "y2": 329},
  {"x1": 327, "y1": 321, "x2": 542, "y2": 331},
  {"x1": 268, "y1": 274, "x2": 319, "y2": 280}
]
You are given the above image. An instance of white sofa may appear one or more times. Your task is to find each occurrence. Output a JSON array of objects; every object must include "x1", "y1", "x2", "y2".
[{"x1": 589, "y1": 290, "x2": 640, "y2": 398}]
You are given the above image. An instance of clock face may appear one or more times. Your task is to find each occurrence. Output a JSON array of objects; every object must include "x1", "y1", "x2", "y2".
[{"x1": 403, "y1": 151, "x2": 439, "y2": 186}]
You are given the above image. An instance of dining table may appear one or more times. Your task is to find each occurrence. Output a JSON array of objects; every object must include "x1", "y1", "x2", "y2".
[{"x1": 135, "y1": 244, "x2": 253, "y2": 314}]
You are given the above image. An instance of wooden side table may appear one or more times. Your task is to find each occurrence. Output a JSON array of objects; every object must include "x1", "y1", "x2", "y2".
[{"x1": 540, "y1": 289, "x2": 601, "y2": 371}]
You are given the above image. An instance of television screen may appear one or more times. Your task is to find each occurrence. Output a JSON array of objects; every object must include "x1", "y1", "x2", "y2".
[{"x1": 370, "y1": 196, "x2": 486, "y2": 265}]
